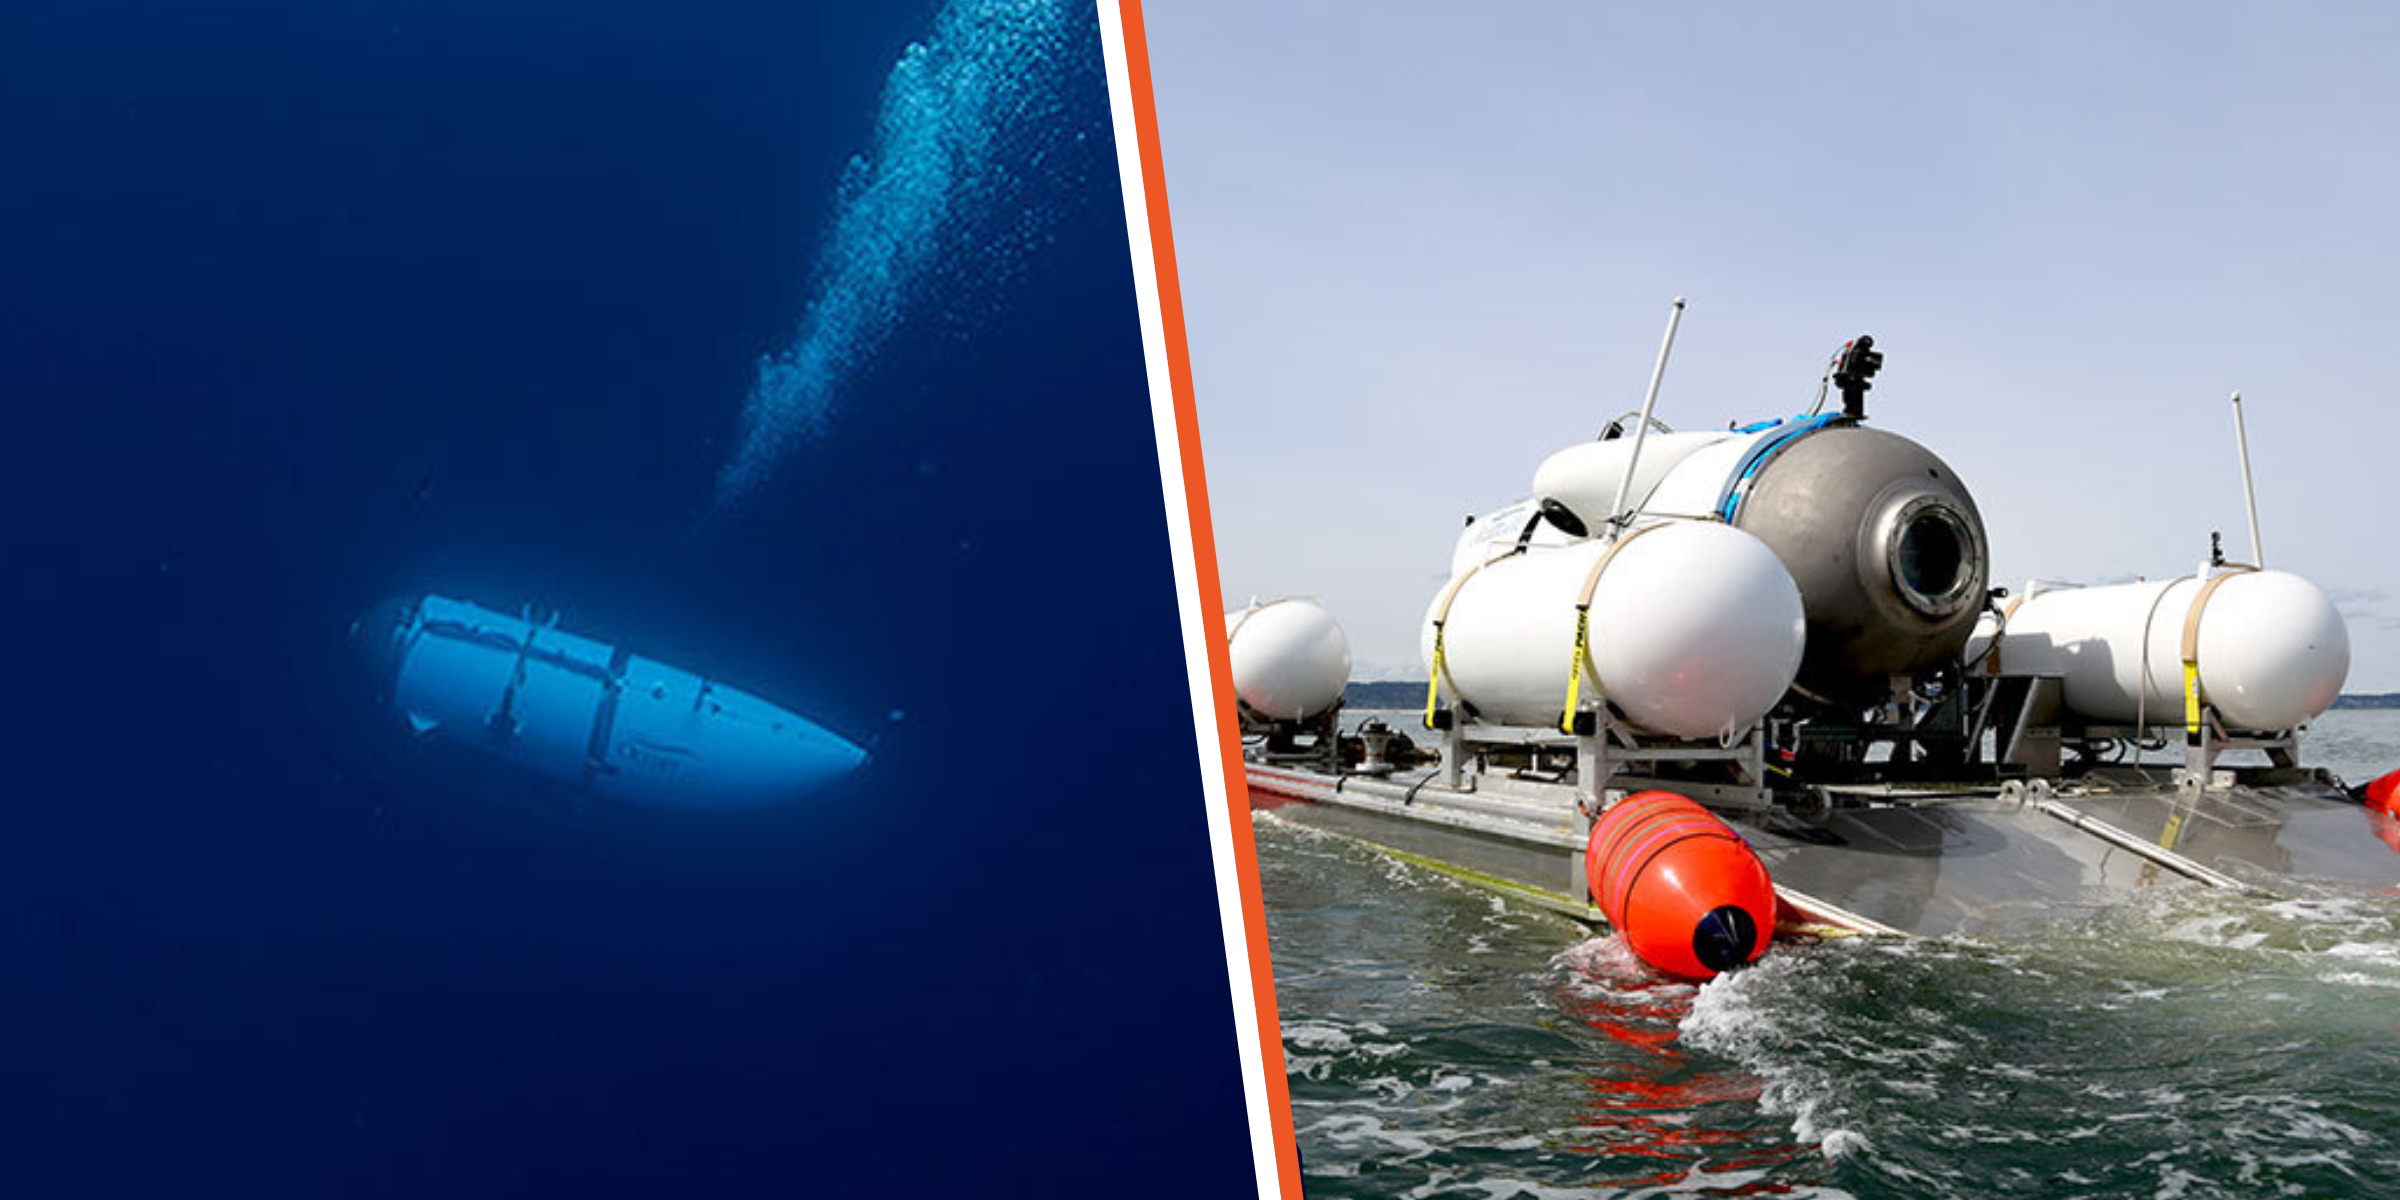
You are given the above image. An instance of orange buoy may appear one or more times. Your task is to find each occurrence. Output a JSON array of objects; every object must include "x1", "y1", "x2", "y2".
[
  {"x1": 1586, "y1": 790, "x2": 1777, "y2": 981},
  {"x1": 2363, "y1": 769, "x2": 2400, "y2": 815}
]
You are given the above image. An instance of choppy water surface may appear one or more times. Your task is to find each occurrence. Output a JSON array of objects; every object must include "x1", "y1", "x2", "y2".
[{"x1": 1266, "y1": 710, "x2": 2400, "y2": 1198}]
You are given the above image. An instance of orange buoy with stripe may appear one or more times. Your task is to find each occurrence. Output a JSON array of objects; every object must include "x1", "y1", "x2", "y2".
[
  {"x1": 1586, "y1": 790, "x2": 1777, "y2": 981},
  {"x1": 2363, "y1": 768, "x2": 2400, "y2": 815}
]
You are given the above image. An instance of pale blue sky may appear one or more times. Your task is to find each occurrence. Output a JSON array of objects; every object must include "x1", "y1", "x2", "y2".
[{"x1": 1147, "y1": 1, "x2": 2400, "y2": 688}]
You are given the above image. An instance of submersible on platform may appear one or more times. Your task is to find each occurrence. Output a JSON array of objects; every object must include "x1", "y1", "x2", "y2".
[
  {"x1": 352, "y1": 595, "x2": 867, "y2": 808},
  {"x1": 1242, "y1": 312, "x2": 2395, "y2": 983}
]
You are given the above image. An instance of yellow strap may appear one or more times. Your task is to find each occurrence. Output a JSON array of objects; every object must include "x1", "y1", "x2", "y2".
[
  {"x1": 2178, "y1": 569, "x2": 2250, "y2": 735},
  {"x1": 1558, "y1": 608, "x2": 1593, "y2": 733},
  {"x1": 1557, "y1": 524, "x2": 1665, "y2": 732},
  {"x1": 1423, "y1": 634, "x2": 1447, "y2": 729},
  {"x1": 1423, "y1": 553, "x2": 1508, "y2": 729}
]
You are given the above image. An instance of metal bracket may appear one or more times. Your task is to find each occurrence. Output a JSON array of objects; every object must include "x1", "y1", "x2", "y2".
[
  {"x1": 2176, "y1": 706, "x2": 2304, "y2": 794},
  {"x1": 1437, "y1": 710, "x2": 1772, "y2": 813}
]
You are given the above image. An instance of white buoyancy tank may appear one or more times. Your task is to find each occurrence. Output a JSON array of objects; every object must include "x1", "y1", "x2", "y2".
[
  {"x1": 1530, "y1": 431, "x2": 1731, "y2": 534},
  {"x1": 1968, "y1": 569, "x2": 2350, "y2": 733},
  {"x1": 1422, "y1": 521, "x2": 1806, "y2": 738},
  {"x1": 1226, "y1": 598, "x2": 1353, "y2": 720},
  {"x1": 1450, "y1": 497, "x2": 1576, "y2": 579}
]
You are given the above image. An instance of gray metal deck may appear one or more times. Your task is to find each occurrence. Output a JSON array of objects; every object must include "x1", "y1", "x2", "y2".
[{"x1": 1247, "y1": 763, "x2": 2400, "y2": 941}]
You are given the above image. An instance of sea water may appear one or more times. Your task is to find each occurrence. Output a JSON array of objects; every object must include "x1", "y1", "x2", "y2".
[
  {"x1": 0, "y1": 3, "x2": 1250, "y2": 1192},
  {"x1": 1263, "y1": 709, "x2": 2400, "y2": 1198}
]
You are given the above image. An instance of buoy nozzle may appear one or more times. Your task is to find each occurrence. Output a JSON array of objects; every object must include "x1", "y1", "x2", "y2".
[{"x1": 1694, "y1": 905, "x2": 1759, "y2": 974}]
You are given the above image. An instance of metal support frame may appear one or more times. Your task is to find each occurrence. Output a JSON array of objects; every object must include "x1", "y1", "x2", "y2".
[
  {"x1": 2177, "y1": 706, "x2": 2303, "y2": 794},
  {"x1": 2058, "y1": 706, "x2": 2306, "y2": 793},
  {"x1": 1988, "y1": 673, "x2": 2064, "y2": 777},
  {"x1": 1239, "y1": 703, "x2": 1344, "y2": 773},
  {"x1": 1431, "y1": 710, "x2": 1773, "y2": 814}
]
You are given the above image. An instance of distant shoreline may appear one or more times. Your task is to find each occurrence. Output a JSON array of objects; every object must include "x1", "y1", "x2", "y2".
[{"x1": 1342, "y1": 682, "x2": 2400, "y2": 711}]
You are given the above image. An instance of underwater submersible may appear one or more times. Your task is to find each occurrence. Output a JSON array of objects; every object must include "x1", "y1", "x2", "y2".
[{"x1": 352, "y1": 595, "x2": 866, "y2": 808}]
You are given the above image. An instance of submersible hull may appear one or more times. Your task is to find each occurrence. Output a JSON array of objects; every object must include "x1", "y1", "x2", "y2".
[
  {"x1": 354, "y1": 595, "x2": 866, "y2": 808},
  {"x1": 1533, "y1": 418, "x2": 1989, "y2": 705}
]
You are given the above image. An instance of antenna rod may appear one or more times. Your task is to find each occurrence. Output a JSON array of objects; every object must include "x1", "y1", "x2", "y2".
[
  {"x1": 2230, "y1": 390, "x2": 2264, "y2": 567},
  {"x1": 1605, "y1": 296, "x2": 1686, "y2": 534}
]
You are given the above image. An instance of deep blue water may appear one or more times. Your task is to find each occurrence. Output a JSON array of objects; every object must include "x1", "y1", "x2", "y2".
[{"x1": 1, "y1": 2, "x2": 1252, "y2": 1193}]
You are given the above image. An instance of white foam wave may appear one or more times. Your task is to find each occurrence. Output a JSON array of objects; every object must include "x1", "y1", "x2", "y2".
[
  {"x1": 2318, "y1": 969, "x2": 2400, "y2": 989},
  {"x1": 1679, "y1": 949, "x2": 1872, "y2": 1160}
]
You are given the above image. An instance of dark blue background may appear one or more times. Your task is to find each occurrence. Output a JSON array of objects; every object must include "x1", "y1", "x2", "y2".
[{"x1": 0, "y1": 2, "x2": 1251, "y2": 1193}]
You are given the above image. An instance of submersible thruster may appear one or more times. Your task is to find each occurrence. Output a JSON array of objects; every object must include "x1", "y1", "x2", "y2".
[{"x1": 353, "y1": 595, "x2": 867, "y2": 808}]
